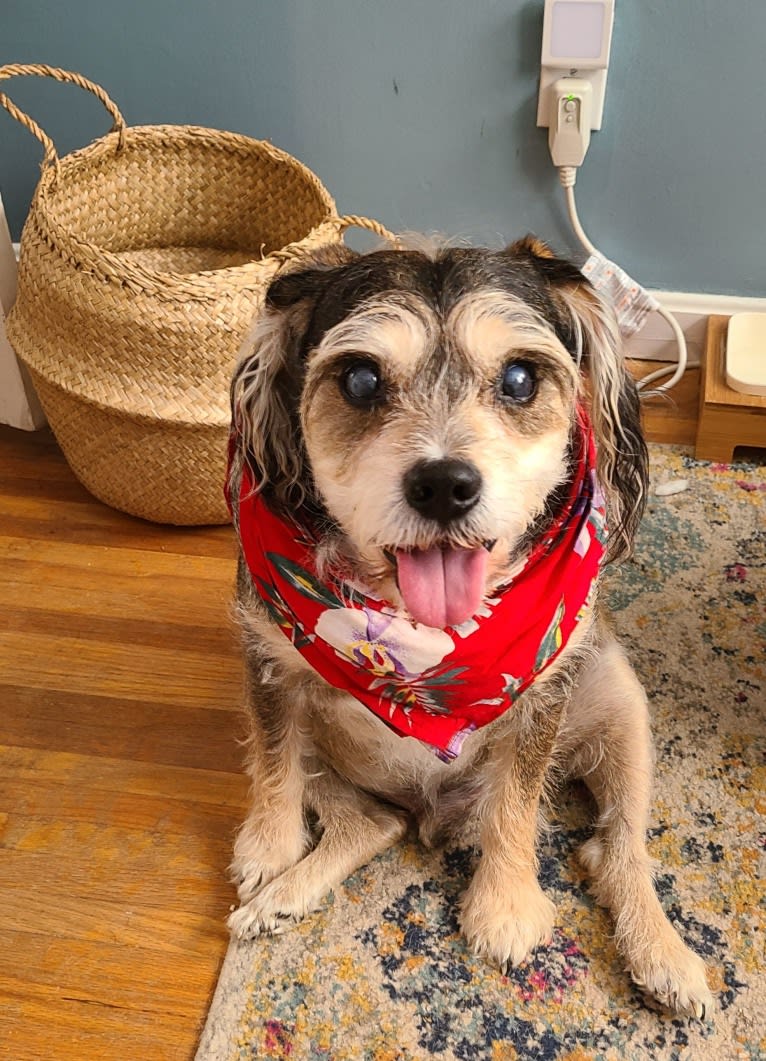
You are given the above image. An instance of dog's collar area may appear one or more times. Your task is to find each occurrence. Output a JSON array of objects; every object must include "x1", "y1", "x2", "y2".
[{"x1": 227, "y1": 411, "x2": 607, "y2": 761}]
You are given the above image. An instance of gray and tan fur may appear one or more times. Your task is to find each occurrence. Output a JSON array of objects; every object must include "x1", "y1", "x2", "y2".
[{"x1": 226, "y1": 236, "x2": 712, "y2": 1018}]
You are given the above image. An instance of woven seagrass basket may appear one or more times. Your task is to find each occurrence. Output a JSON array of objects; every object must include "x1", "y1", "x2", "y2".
[{"x1": 1, "y1": 64, "x2": 394, "y2": 524}]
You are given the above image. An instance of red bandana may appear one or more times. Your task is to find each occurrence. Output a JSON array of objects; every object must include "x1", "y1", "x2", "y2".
[{"x1": 228, "y1": 415, "x2": 607, "y2": 761}]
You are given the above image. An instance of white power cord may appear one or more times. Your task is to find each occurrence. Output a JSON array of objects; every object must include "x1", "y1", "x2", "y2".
[{"x1": 559, "y1": 166, "x2": 688, "y2": 394}]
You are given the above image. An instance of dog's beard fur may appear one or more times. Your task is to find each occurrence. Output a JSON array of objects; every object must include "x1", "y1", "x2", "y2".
[{"x1": 226, "y1": 237, "x2": 713, "y2": 1020}]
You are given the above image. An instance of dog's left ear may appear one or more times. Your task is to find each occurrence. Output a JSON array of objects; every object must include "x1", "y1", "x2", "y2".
[
  {"x1": 507, "y1": 236, "x2": 649, "y2": 562},
  {"x1": 230, "y1": 245, "x2": 357, "y2": 514}
]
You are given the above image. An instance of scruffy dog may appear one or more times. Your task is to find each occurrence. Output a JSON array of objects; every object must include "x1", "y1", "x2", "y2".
[{"x1": 225, "y1": 236, "x2": 712, "y2": 1018}]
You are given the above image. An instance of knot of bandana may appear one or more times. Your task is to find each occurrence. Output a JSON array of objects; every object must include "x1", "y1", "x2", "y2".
[{"x1": 228, "y1": 415, "x2": 607, "y2": 761}]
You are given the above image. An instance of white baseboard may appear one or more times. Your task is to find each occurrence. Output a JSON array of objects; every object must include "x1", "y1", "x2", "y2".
[{"x1": 625, "y1": 291, "x2": 766, "y2": 365}]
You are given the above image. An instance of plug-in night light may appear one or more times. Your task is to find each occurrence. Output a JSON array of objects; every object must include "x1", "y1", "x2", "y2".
[{"x1": 537, "y1": 0, "x2": 615, "y2": 131}]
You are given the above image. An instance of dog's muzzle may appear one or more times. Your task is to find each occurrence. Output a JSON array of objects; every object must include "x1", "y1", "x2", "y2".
[{"x1": 395, "y1": 457, "x2": 487, "y2": 628}]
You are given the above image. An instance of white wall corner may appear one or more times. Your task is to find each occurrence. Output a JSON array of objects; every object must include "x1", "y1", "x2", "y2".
[
  {"x1": 0, "y1": 322, "x2": 47, "y2": 431},
  {"x1": 0, "y1": 203, "x2": 46, "y2": 430}
]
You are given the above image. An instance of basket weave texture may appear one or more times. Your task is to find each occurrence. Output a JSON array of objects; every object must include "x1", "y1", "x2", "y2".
[{"x1": 1, "y1": 64, "x2": 387, "y2": 524}]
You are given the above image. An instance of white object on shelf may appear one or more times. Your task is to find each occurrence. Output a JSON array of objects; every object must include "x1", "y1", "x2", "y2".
[{"x1": 725, "y1": 313, "x2": 766, "y2": 397}]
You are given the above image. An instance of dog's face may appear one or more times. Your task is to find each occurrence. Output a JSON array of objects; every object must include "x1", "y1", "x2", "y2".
[
  {"x1": 297, "y1": 262, "x2": 579, "y2": 629},
  {"x1": 231, "y1": 238, "x2": 647, "y2": 628}
]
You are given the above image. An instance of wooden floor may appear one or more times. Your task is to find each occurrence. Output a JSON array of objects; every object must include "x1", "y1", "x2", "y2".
[
  {"x1": 0, "y1": 427, "x2": 248, "y2": 1061},
  {"x1": 0, "y1": 364, "x2": 700, "y2": 1061}
]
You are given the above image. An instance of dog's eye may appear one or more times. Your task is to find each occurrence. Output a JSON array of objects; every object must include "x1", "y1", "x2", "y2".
[
  {"x1": 340, "y1": 360, "x2": 385, "y2": 407},
  {"x1": 500, "y1": 361, "x2": 537, "y2": 403}
]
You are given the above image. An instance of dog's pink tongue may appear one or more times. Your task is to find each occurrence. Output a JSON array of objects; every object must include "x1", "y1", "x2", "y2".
[{"x1": 396, "y1": 546, "x2": 488, "y2": 629}]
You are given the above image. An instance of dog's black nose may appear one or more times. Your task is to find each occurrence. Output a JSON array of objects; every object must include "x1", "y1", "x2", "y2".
[{"x1": 403, "y1": 458, "x2": 483, "y2": 524}]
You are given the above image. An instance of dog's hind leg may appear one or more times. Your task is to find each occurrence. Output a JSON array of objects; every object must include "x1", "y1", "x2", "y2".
[
  {"x1": 563, "y1": 636, "x2": 714, "y2": 1018},
  {"x1": 228, "y1": 766, "x2": 408, "y2": 939}
]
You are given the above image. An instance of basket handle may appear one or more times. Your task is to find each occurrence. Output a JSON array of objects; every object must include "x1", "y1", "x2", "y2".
[
  {"x1": 0, "y1": 63, "x2": 127, "y2": 171},
  {"x1": 333, "y1": 215, "x2": 401, "y2": 245},
  {"x1": 270, "y1": 214, "x2": 402, "y2": 269}
]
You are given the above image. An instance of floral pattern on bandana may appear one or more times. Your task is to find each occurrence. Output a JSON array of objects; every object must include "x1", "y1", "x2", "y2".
[
  {"x1": 229, "y1": 413, "x2": 607, "y2": 760},
  {"x1": 315, "y1": 606, "x2": 460, "y2": 717}
]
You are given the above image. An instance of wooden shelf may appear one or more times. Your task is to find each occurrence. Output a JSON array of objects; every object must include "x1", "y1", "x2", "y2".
[
  {"x1": 695, "y1": 315, "x2": 766, "y2": 462},
  {"x1": 627, "y1": 358, "x2": 700, "y2": 447}
]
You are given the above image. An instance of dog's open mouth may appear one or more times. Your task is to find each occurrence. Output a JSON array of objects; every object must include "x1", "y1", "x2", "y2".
[{"x1": 385, "y1": 542, "x2": 495, "y2": 629}]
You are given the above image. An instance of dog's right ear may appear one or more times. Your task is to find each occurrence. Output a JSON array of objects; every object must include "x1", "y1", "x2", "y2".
[
  {"x1": 506, "y1": 236, "x2": 649, "y2": 563},
  {"x1": 230, "y1": 245, "x2": 356, "y2": 513}
]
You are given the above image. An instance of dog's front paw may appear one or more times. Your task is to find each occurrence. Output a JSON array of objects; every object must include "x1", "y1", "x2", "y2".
[
  {"x1": 227, "y1": 895, "x2": 305, "y2": 940},
  {"x1": 581, "y1": 838, "x2": 714, "y2": 1019},
  {"x1": 460, "y1": 873, "x2": 556, "y2": 973},
  {"x1": 228, "y1": 861, "x2": 326, "y2": 940},
  {"x1": 628, "y1": 931, "x2": 715, "y2": 1020},
  {"x1": 230, "y1": 816, "x2": 309, "y2": 903}
]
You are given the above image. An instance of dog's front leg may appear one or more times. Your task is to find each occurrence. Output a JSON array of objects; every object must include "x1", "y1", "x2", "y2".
[
  {"x1": 230, "y1": 654, "x2": 311, "y2": 904},
  {"x1": 459, "y1": 699, "x2": 562, "y2": 972},
  {"x1": 564, "y1": 638, "x2": 713, "y2": 1017}
]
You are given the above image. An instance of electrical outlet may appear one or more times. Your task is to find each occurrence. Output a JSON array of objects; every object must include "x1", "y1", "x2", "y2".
[
  {"x1": 536, "y1": 0, "x2": 614, "y2": 132},
  {"x1": 548, "y1": 78, "x2": 592, "y2": 166}
]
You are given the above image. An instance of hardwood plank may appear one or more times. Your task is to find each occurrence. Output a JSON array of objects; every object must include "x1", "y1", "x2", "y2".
[
  {"x1": 2, "y1": 605, "x2": 238, "y2": 656},
  {"x1": 0, "y1": 424, "x2": 61, "y2": 464},
  {"x1": 0, "y1": 772, "x2": 247, "y2": 837},
  {"x1": 0, "y1": 533, "x2": 236, "y2": 583},
  {"x1": 0, "y1": 472, "x2": 105, "y2": 504},
  {"x1": 2, "y1": 991, "x2": 199, "y2": 1061},
  {"x1": 0, "y1": 835, "x2": 233, "y2": 911},
  {"x1": 0, "y1": 745, "x2": 248, "y2": 808},
  {"x1": 0, "y1": 629, "x2": 241, "y2": 709},
  {"x1": 0, "y1": 685, "x2": 246, "y2": 769},
  {"x1": 2, "y1": 888, "x2": 231, "y2": 956},
  {"x1": 2, "y1": 938, "x2": 216, "y2": 1019},
  {"x1": 0, "y1": 929, "x2": 218, "y2": 1009},
  {"x1": 0, "y1": 539, "x2": 239, "y2": 647},
  {"x1": 0, "y1": 491, "x2": 237, "y2": 558},
  {"x1": 0, "y1": 856, "x2": 235, "y2": 923},
  {"x1": 0, "y1": 450, "x2": 84, "y2": 481},
  {"x1": 0, "y1": 748, "x2": 246, "y2": 914}
]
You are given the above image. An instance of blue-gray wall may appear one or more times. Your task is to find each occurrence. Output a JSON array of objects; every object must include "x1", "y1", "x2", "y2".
[{"x1": 1, "y1": 1, "x2": 763, "y2": 296}]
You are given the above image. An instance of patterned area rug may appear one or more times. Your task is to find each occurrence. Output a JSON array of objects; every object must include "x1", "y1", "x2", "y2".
[{"x1": 196, "y1": 446, "x2": 765, "y2": 1061}]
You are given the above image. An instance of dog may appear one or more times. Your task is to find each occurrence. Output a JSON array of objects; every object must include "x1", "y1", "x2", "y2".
[{"x1": 224, "y1": 235, "x2": 712, "y2": 1018}]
